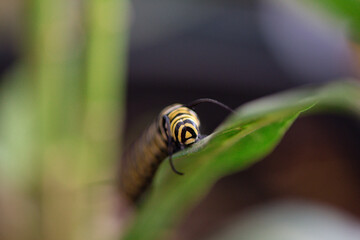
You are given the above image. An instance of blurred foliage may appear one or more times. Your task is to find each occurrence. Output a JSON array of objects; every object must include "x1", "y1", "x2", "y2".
[
  {"x1": 123, "y1": 81, "x2": 360, "y2": 240},
  {"x1": 0, "y1": 0, "x2": 128, "y2": 240},
  {"x1": 296, "y1": 0, "x2": 360, "y2": 41}
]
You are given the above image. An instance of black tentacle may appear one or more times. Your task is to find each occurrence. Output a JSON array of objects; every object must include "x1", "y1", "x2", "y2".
[{"x1": 186, "y1": 98, "x2": 234, "y2": 113}]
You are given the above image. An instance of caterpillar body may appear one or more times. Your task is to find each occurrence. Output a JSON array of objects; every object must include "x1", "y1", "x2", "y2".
[{"x1": 119, "y1": 99, "x2": 232, "y2": 203}]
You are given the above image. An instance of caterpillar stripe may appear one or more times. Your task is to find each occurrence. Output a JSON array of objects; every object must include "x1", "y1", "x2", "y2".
[
  {"x1": 118, "y1": 99, "x2": 233, "y2": 203},
  {"x1": 119, "y1": 104, "x2": 200, "y2": 202}
]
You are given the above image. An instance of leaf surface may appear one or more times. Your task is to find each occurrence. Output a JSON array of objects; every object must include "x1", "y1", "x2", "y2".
[{"x1": 122, "y1": 81, "x2": 360, "y2": 240}]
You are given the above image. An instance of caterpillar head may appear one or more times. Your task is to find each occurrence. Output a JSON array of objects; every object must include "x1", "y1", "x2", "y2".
[{"x1": 160, "y1": 104, "x2": 200, "y2": 147}]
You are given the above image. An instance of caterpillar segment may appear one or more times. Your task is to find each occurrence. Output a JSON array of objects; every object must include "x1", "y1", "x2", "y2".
[
  {"x1": 119, "y1": 104, "x2": 201, "y2": 202},
  {"x1": 119, "y1": 99, "x2": 232, "y2": 203}
]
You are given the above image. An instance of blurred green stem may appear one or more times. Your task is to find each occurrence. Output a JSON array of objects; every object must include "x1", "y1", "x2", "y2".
[
  {"x1": 27, "y1": 0, "x2": 128, "y2": 239},
  {"x1": 83, "y1": 0, "x2": 128, "y2": 184},
  {"x1": 29, "y1": 0, "x2": 80, "y2": 239}
]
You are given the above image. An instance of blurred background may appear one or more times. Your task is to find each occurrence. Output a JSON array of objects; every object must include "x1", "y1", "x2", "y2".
[
  {"x1": 0, "y1": 0, "x2": 360, "y2": 240},
  {"x1": 125, "y1": 0, "x2": 359, "y2": 139},
  {"x1": 128, "y1": 1, "x2": 360, "y2": 239}
]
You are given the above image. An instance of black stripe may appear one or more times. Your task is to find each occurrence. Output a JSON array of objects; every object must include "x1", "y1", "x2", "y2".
[
  {"x1": 181, "y1": 127, "x2": 187, "y2": 141},
  {"x1": 174, "y1": 122, "x2": 183, "y2": 144},
  {"x1": 157, "y1": 117, "x2": 169, "y2": 142},
  {"x1": 183, "y1": 120, "x2": 199, "y2": 132},
  {"x1": 185, "y1": 127, "x2": 196, "y2": 139},
  {"x1": 183, "y1": 119, "x2": 196, "y2": 126}
]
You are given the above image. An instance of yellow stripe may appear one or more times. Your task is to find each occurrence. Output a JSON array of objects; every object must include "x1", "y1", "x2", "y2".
[
  {"x1": 157, "y1": 117, "x2": 169, "y2": 140},
  {"x1": 170, "y1": 114, "x2": 189, "y2": 129},
  {"x1": 187, "y1": 109, "x2": 200, "y2": 126},
  {"x1": 168, "y1": 108, "x2": 191, "y2": 120},
  {"x1": 170, "y1": 114, "x2": 198, "y2": 131},
  {"x1": 184, "y1": 122, "x2": 198, "y2": 131},
  {"x1": 170, "y1": 117, "x2": 199, "y2": 140},
  {"x1": 184, "y1": 138, "x2": 196, "y2": 145},
  {"x1": 160, "y1": 104, "x2": 182, "y2": 117},
  {"x1": 171, "y1": 118, "x2": 181, "y2": 139},
  {"x1": 170, "y1": 117, "x2": 182, "y2": 137},
  {"x1": 184, "y1": 122, "x2": 198, "y2": 135},
  {"x1": 177, "y1": 124, "x2": 185, "y2": 142}
]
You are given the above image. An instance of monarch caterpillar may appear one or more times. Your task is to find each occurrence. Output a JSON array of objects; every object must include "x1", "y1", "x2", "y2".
[{"x1": 119, "y1": 99, "x2": 233, "y2": 203}]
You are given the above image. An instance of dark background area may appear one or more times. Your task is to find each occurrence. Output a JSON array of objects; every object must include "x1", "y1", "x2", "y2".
[{"x1": 124, "y1": 0, "x2": 357, "y2": 143}]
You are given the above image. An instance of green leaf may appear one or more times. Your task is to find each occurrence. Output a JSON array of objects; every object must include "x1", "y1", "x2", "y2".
[
  {"x1": 122, "y1": 81, "x2": 360, "y2": 240},
  {"x1": 294, "y1": 0, "x2": 360, "y2": 41}
]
